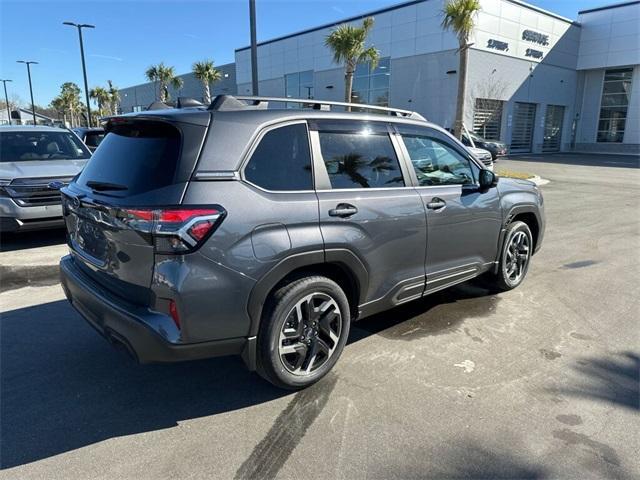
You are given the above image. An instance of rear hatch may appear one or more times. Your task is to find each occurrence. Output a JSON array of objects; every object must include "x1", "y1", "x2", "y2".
[{"x1": 62, "y1": 117, "x2": 209, "y2": 305}]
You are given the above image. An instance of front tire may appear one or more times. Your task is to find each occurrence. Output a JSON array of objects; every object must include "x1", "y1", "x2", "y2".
[
  {"x1": 489, "y1": 221, "x2": 533, "y2": 291},
  {"x1": 256, "y1": 276, "x2": 351, "y2": 390}
]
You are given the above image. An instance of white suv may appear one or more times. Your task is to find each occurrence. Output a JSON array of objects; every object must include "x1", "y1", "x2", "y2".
[{"x1": 0, "y1": 126, "x2": 91, "y2": 232}]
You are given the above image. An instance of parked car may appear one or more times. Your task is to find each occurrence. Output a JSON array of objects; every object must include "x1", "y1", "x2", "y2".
[
  {"x1": 445, "y1": 128, "x2": 508, "y2": 160},
  {"x1": 0, "y1": 125, "x2": 91, "y2": 232},
  {"x1": 467, "y1": 146, "x2": 494, "y2": 170},
  {"x1": 462, "y1": 131, "x2": 508, "y2": 160},
  {"x1": 72, "y1": 127, "x2": 105, "y2": 152},
  {"x1": 59, "y1": 95, "x2": 545, "y2": 389}
]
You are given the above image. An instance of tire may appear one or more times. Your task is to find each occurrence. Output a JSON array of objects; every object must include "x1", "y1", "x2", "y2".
[
  {"x1": 488, "y1": 221, "x2": 533, "y2": 291},
  {"x1": 256, "y1": 275, "x2": 351, "y2": 390}
]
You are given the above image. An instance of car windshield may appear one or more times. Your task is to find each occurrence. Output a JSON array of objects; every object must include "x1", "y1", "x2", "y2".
[{"x1": 0, "y1": 130, "x2": 91, "y2": 162}]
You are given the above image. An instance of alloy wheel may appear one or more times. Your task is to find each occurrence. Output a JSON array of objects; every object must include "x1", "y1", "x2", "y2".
[
  {"x1": 505, "y1": 230, "x2": 530, "y2": 284},
  {"x1": 278, "y1": 292, "x2": 342, "y2": 376}
]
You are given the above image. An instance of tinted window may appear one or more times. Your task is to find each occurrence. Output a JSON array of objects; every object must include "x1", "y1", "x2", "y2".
[
  {"x1": 318, "y1": 128, "x2": 404, "y2": 189},
  {"x1": 0, "y1": 131, "x2": 90, "y2": 162},
  {"x1": 245, "y1": 123, "x2": 312, "y2": 191},
  {"x1": 77, "y1": 122, "x2": 180, "y2": 195},
  {"x1": 401, "y1": 133, "x2": 475, "y2": 186},
  {"x1": 84, "y1": 132, "x2": 105, "y2": 148}
]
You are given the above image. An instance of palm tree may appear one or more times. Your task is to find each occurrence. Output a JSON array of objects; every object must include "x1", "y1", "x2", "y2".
[
  {"x1": 442, "y1": 0, "x2": 481, "y2": 139},
  {"x1": 192, "y1": 60, "x2": 222, "y2": 104},
  {"x1": 89, "y1": 86, "x2": 110, "y2": 117},
  {"x1": 145, "y1": 64, "x2": 160, "y2": 101},
  {"x1": 325, "y1": 17, "x2": 379, "y2": 108},
  {"x1": 145, "y1": 63, "x2": 183, "y2": 102},
  {"x1": 107, "y1": 80, "x2": 120, "y2": 114},
  {"x1": 56, "y1": 82, "x2": 82, "y2": 127}
]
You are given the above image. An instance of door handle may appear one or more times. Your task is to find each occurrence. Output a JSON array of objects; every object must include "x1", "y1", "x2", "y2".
[
  {"x1": 329, "y1": 203, "x2": 358, "y2": 217},
  {"x1": 426, "y1": 198, "x2": 446, "y2": 210}
]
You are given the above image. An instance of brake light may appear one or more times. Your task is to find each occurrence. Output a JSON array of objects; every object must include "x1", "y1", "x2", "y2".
[
  {"x1": 119, "y1": 207, "x2": 225, "y2": 254},
  {"x1": 168, "y1": 300, "x2": 181, "y2": 329}
]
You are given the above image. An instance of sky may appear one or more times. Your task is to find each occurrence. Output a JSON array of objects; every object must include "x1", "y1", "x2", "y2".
[{"x1": 1, "y1": 0, "x2": 611, "y2": 107}]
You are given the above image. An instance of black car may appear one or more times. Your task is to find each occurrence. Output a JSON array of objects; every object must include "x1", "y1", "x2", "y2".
[
  {"x1": 460, "y1": 131, "x2": 508, "y2": 160},
  {"x1": 72, "y1": 127, "x2": 105, "y2": 152}
]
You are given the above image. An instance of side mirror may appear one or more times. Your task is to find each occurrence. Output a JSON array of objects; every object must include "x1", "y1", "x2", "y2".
[{"x1": 479, "y1": 169, "x2": 498, "y2": 189}]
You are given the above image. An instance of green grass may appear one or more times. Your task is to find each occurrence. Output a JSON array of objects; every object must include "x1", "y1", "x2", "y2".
[{"x1": 495, "y1": 168, "x2": 535, "y2": 180}]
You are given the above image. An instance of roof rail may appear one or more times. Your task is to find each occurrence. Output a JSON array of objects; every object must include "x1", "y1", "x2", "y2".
[{"x1": 208, "y1": 95, "x2": 426, "y2": 121}]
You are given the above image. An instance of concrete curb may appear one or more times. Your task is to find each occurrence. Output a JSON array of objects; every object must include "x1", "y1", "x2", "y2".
[{"x1": 0, "y1": 264, "x2": 61, "y2": 293}]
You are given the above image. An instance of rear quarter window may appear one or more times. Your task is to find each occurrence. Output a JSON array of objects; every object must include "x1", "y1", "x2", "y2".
[
  {"x1": 244, "y1": 123, "x2": 313, "y2": 191},
  {"x1": 76, "y1": 122, "x2": 181, "y2": 195}
]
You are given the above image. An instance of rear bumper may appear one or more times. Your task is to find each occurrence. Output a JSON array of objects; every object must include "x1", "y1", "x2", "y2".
[{"x1": 59, "y1": 255, "x2": 248, "y2": 364}]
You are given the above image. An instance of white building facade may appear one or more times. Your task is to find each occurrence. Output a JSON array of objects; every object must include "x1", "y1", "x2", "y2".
[{"x1": 234, "y1": 0, "x2": 640, "y2": 154}]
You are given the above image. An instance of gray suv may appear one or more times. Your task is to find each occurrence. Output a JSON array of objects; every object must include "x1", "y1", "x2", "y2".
[{"x1": 59, "y1": 96, "x2": 545, "y2": 389}]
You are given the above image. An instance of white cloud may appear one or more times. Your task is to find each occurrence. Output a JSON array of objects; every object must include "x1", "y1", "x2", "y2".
[{"x1": 89, "y1": 54, "x2": 124, "y2": 62}]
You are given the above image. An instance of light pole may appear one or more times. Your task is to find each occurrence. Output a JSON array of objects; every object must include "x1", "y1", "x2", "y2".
[
  {"x1": 16, "y1": 61, "x2": 38, "y2": 125},
  {"x1": 249, "y1": 0, "x2": 258, "y2": 95},
  {"x1": 63, "y1": 21, "x2": 95, "y2": 126},
  {"x1": 0, "y1": 79, "x2": 12, "y2": 125}
]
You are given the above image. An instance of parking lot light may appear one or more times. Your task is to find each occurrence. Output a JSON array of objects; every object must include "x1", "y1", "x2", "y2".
[
  {"x1": 16, "y1": 61, "x2": 38, "y2": 126},
  {"x1": 63, "y1": 22, "x2": 95, "y2": 127},
  {"x1": 0, "y1": 79, "x2": 12, "y2": 125}
]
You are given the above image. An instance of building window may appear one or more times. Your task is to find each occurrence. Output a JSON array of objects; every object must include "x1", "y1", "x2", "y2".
[
  {"x1": 285, "y1": 70, "x2": 314, "y2": 100},
  {"x1": 597, "y1": 68, "x2": 633, "y2": 143},
  {"x1": 473, "y1": 99, "x2": 503, "y2": 140},
  {"x1": 352, "y1": 57, "x2": 390, "y2": 106}
]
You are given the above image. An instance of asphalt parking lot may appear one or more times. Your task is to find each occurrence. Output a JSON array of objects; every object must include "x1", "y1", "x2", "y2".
[{"x1": 1, "y1": 153, "x2": 638, "y2": 479}]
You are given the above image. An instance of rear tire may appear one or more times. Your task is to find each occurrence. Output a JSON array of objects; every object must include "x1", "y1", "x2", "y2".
[
  {"x1": 256, "y1": 276, "x2": 351, "y2": 390},
  {"x1": 487, "y1": 221, "x2": 533, "y2": 291}
]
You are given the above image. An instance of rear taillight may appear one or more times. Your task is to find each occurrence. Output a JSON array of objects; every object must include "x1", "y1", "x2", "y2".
[
  {"x1": 119, "y1": 207, "x2": 225, "y2": 254},
  {"x1": 168, "y1": 300, "x2": 181, "y2": 329}
]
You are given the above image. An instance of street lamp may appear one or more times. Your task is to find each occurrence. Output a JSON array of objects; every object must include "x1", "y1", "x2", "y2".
[
  {"x1": 0, "y1": 79, "x2": 12, "y2": 125},
  {"x1": 249, "y1": 0, "x2": 258, "y2": 95},
  {"x1": 16, "y1": 61, "x2": 38, "y2": 126},
  {"x1": 63, "y1": 21, "x2": 95, "y2": 126}
]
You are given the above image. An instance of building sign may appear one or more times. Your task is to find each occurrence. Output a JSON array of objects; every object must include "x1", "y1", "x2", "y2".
[
  {"x1": 525, "y1": 48, "x2": 544, "y2": 59},
  {"x1": 522, "y1": 29, "x2": 549, "y2": 46},
  {"x1": 487, "y1": 39, "x2": 509, "y2": 51}
]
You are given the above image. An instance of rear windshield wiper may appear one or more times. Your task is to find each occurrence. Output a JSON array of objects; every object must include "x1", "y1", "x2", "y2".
[{"x1": 86, "y1": 180, "x2": 128, "y2": 192}]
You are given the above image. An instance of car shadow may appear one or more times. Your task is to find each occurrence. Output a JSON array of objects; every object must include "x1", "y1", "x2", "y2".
[
  {"x1": 549, "y1": 351, "x2": 640, "y2": 411},
  {"x1": 378, "y1": 439, "x2": 550, "y2": 479},
  {"x1": 349, "y1": 280, "x2": 501, "y2": 344},
  {"x1": 1, "y1": 280, "x2": 500, "y2": 469},
  {"x1": 0, "y1": 299, "x2": 287, "y2": 469},
  {"x1": 0, "y1": 228, "x2": 67, "y2": 252}
]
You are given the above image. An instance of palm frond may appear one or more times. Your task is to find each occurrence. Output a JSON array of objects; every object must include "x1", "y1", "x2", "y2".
[{"x1": 441, "y1": 0, "x2": 481, "y2": 44}]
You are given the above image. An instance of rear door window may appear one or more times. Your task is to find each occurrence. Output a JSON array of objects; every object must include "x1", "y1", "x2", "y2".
[
  {"x1": 315, "y1": 122, "x2": 404, "y2": 189},
  {"x1": 244, "y1": 123, "x2": 313, "y2": 191},
  {"x1": 76, "y1": 121, "x2": 181, "y2": 195}
]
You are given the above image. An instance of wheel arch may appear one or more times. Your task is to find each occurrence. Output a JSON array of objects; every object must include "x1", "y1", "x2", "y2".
[
  {"x1": 505, "y1": 205, "x2": 541, "y2": 252},
  {"x1": 246, "y1": 249, "x2": 368, "y2": 338}
]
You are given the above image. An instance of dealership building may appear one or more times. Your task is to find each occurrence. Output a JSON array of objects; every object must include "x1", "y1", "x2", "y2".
[{"x1": 119, "y1": 0, "x2": 640, "y2": 154}]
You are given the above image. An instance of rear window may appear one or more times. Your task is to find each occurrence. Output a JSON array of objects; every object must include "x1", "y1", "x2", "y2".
[
  {"x1": 76, "y1": 122, "x2": 181, "y2": 195},
  {"x1": 0, "y1": 131, "x2": 90, "y2": 162}
]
